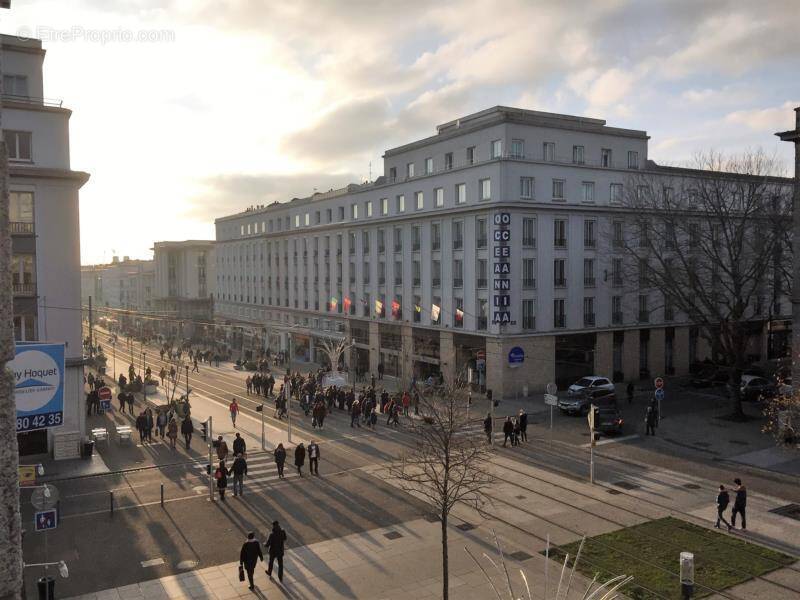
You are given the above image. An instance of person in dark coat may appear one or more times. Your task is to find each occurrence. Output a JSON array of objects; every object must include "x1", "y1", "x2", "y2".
[
  {"x1": 180, "y1": 415, "x2": 193, "y2": 450},
  {"x1": 308, "y1": 441, "x2": 320, "y2": 475},
  {"x1": 715, "y1": 484, "x2": 732, "y2": 530},
  {"x1": 274, "y1": 443, "x2": 287, "y2": 478},
  {"x1": 264, "y1": 521, "x2": 287, "y2": 582},
  {"x1": 484, "y1": 413, "x2": 493, "y2": 444},
  {"x1": 231, "y1": 453, "x2": 248, "y2": 497},
  {"x1": 502, "y1": 417, "x2": 514, "y2": 447},
  {"x1": 294, "y1": 443, "x2": 306, "y2": 476},
  {"x1": 239, "y1": 531, "x2": 263, "y2": 590},
  {"x1": 731, "y1": 478, "x2": 747, "y2": 530},
  {"x1": 518, "y1": 409, "x2": 528, "y2": 442},
  {"x1": 233, "y1": 432, "x2": 246, "y2": 456},
  {"x1": 136, "y1": 411, "x2": 148, "y2": 443},
  {"x1": 215, "y1": 460, "x2": 229, "y2": 502},
  {"x1": 645, "y1": 404, "x2": 657, "y2": 436}
]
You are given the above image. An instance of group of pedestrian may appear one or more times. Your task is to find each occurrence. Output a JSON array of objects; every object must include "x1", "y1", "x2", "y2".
[
  {"x1": 498, "y1": 410, "x2": 529, "y2": 447},
  {"x1": 133, "y1": 407, "x2": 181, "y2": 449},
  {"x1": 238, "y1": 521, "x2": 288, "y2": 590},
  {"x1": 715, "y1": 478, "x2": 748, "y2": 531}
]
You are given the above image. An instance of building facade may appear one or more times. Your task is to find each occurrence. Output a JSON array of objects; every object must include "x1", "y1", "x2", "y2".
[
  {"x1": 81, "y1": 256, "x2": 155, "y2": 312},
  {"x1": 214, "y1": 107, "x2": 786, "y2": 397},
  {"x1": 4, "y1": 34, "x2": 90, "y2": 455}
]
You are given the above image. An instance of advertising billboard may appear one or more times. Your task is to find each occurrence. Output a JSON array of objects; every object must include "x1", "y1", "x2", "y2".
[{"x1": 10, "y1": 343, "x2": 65, "y2": 433}]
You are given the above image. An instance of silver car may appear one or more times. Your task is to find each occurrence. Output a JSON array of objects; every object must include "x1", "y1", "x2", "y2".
[{"x1": 567, "y1": 376, "x2": 614, "y2": 397}]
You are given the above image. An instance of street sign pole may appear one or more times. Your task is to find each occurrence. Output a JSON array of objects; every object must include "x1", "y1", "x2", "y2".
[
  {"x1": 588, "y1": 403, "x2": 596, "y2": 484},
  {"x1": 261, "y1": 404, "x2": 265, "y2": 450},
  {"x1": 207, "y1": 416, "x2": 214, "y2": 502},
  {"x1": 287, "y1": 383, "x2": 293, "y2": 443}
]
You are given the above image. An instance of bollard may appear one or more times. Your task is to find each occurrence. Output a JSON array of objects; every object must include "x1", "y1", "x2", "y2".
[
  {"x1": 110, "y1": 490, "x2": 114, "y2": 516},
  {"x1": 160, "y1": 483, "x2": 164, "y2": 507}
]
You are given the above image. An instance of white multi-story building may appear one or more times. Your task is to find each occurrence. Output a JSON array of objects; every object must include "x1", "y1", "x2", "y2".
[
  {"x1": 214, "y1": 106, "x2": 786, "y2": 397},
  {"x1": 81, "y1": 257, "x2": 155, "y2": 312},
  {"x1": 4, "y1": 34, "x2": 90, "y2": 456}
]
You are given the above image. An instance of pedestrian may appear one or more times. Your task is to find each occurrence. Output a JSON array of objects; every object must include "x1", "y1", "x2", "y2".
[
  {"x1": 229, "y1": 397, "x2": 239, "y2": 428},
  {"x1": 216, "y1": 435, "x2": 229, "y2": 462},
  {"x1": 233, "y1": 432, "x2": 246, "y2": 457},
  {"x1": 231, "y1": 453, "x2": 248, "y2": 497},
  {"x1": 731, "y1": 478, "x2": 747, "y2": 530},
  {"x1": 378, "y1": 362, "x2": 384, "y2": 380},
  {"x1": 214, "y1": 460, "x2": 229, "y2": 502},
  {"x1": 502, "y1": 416, "x2": 514, "y2": 447},
  {"x1": 626, "y1": 382, "x2": 635, "y2": 404},
  {"x1": 512, "y1": 417, "x2": 521, "y2": 446},
  {"x1": 645, "y1": 404, "x2": 657, "y2": 436},
  {"x1": 312, "y1": 400, "x2": 326, "y2": 429},
  {"x1": 136, "y1": 411, "x2": 147, "y2": 443},
  {"x1": 518, "y1": 409, "x2": 528, "y2": 442},
  {"x1": 350, "y1": 399, "x2": 362, "y2": 428},
  {"x1": 144, "y1": 408, "x2": 154, "y2": 442},
  {"x1": 274, "y1": 443, "x2": 287, "y2": 479},
  {"x1": 715, "y1": 484, "x2": 732, "y2": 530},
  {"x1": 239, "y1": 532, "x2": 263, "y2": 590},
  {"x1": 167, "y1": 417, "x2": 178, "y2": 450},
  {"x1": 245, "y1": 376, "x2": 252, "y2": 395},
  {"x1": 181, "y1": 414, "x2": 193, "y2": 449},
  {"x1": 117, "y1": 391, "x2": 127, "y2": 414},
  {"x1": 264, "y1": 520, "x2": 287, "y2": 583},
  {"x1": 127, "y1": 391, "x2": 135, "y2": 415},
  {"x1": 402, "y1": 391, "x2": 410, "y2": 416},
  {"x1": 156, "y1": 410, "x2": 168, "y2": 438},
  {"x1": 294, "y1": 442, "x2": 306, "y2": 476},
  {"x1": 308, "y1": 440, "x2": 320, "y2": 475},
  {"x1": 159, "y1": 367, "x2": 166, "y2": 387},
  {"x1": 192, "y1": 358, "x2": 199, "y2": 373},
  {"x1": 371, "y1": 373, "x2": 376, "y2": 389},
  {"x1": 484, "y1": 413, "x2": 493, "y2": 444}
]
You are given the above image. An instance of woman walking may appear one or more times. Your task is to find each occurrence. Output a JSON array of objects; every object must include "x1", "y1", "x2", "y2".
[
  {"x1": 215, "y1": 460, "x2": 230, "y2": 502},
  {"x1": 294, "y1": 442, "x2": 306, "y2": 477},
  {"x1": 274, "y1": 443, "x2": 287, "y2": 479}
]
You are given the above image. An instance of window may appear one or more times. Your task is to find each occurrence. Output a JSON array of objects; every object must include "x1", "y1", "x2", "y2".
[
  {"x1": 612, "y1": 295, "x2": 623, "y2": 324},
  {"x1": 638, "y1": 258, "x2": 649, "y2": 286},
  {"x1": 362, "y1": 230, "x2": 370, "y2": 253},
  {"x1": 3, "y1": 74, "x2": 28, "y2": 97},
  {"x1": 613, "y1": 221, "x2": 624, "y2": 248},
  {"x1": 434, "y1": 187, "x2": 444, "y2": 208},
  {"x1": 554, "y1": 298, "x2": 566, "y2": 328},
  {"x1": 638, "y1": 294, "x2": 649, "y2": 322},
  {"x1": 466, "y1": 146, "x2": 475, "y2": 165},
  {"x1": 453, "y1": 221, "x2": 463, "y2": 250},
  {"x1": 432, "y1": 260, "x2": 441, "y2": 287},
  {"x1": 583, "y1": 258, "x2": 595, "y2": 287},
  {"x1": 381, "y1": 197, "x2": 388, "y2": 215},
  {"x1": 689, "y1": 223, "x2": 700, "y2": 248},
  {"x1": 553, "y1": 219, "x2": 567, "y2": 248},
  {"x1": 304, "y1": 213, "x2": 310, "y2": 226},
  {"x1": 554, "y1": 258, "x2": 566, "y2": 287},
  {"x1": 612, "y1": 257, "x2": 623, "y2": 287},
  {"x1": 326, "y1": 209, "x2": 332, "y2": 223},
  {"x1": 583, "y1": 297, "x2": 595, "y2": 326},
  {"x1": 581, "y1": 181, "x2": 595, "y2": 203},
  {"x1": 366, "y1": 201, "x2": 373, "y2": 217},
  {"x1": 476, "y1": 218, "x2": 487, "y2": 248},
  {"x1": 349, "y1": 262, "x2": 356, "y2": 284},
  {"x1": 396, "y1": 194, "x2": 405, "y2": 213},
  {"x1": 349, "y1": 232, "x2": 357, "y2": 254},
  {"x1": 610, "y1": 183, "x2": 624, "y2": 204},
  {"x1": 552, "y1": 179, "x2": 565, "y2": 200},
  {"x1": 453, "y1": 297, "x2": 464, "y2": 328},
  {"x1": 389, "y1": 167, "x2": 397, "y2": 182},
  {"x1": 601, "y1": 148, "x2": 612, "y2": 167},
  {"x1": 455, "y1": 182, "x2": 466, "y2": 204},
  {"x1": 445, "y1": 152, "x2": 453, "y2": 170},
  {"x1": 453, "y1": 259, "x2": 463, "y2": 288},
  {"x1": 664, "y1": 294, "x2": 674, "y2": 321},
  {"x1": 480, "y1": 178, "x2": 491, "y2": 201},
  {"x1": 351, "y1": 203, "x2": 358, "y2": 219},
  {"x1": 583, "y1": 219, "x2": 596, "y2": 248},
  {"x1": 477, "y1": 259, "x2": 487, "y2": 288},
  {"x1": 377, "y1": 229, "x2": 386, "y2": 253},
  {"x1": 523, "y1": 258, "x2": 536, "y2": 288},
  {"x1": 521, "y1": 176, "x2": 534, "y2": 199},
  {"x1": 511, "y1": 139, "x2": 524, "y2": 159},
  {"x1": 413, "y1": 294, "x2": 422, "y2": 322},
  {"x1": 406, "y1": 162, "x2": 415, "y2": 178},
  {"x1": 293, "y1": 216, "x2": 299, "y2": 228},
  {"x1": 394, "y1": 260, "x2": 403, "y2": 285},
  {"x1": 393, "y1": 227, "x2": 403, "y2": 252},
  {"x1": 425, "y1": 157, "x2": 433, "y2": 174},
  {"x1": 491, "y1": 139, "x2": 502, "y2": 159},
  {"x1": 523, "y1": 218, "x2": 536, "y2": 247},
  {"x1": 522, "y1": 299, "x2": 535, "y2": 330},
  {"x1": 572, "y1": 145, "x2": 584, "y2": 164},
  {"x1": 665, "y1": 222, "x2": 676, "y2": 249},
  {"x1": 363, "y1": 261, "x2": 370, "y2": 284},
  {"x1": 4, "y1": 130, "x2": 31, "y2": 160},
  {"x1": 415, "y1": 191, "x2": 424, "y2": 210},
  {"x1": 338, "y1": 206, "x2": 345, "y2": 221},
  {"x1": 378, "y1": 261, "x2": 386, "y2": 285},
  {"x1": 543, "y1": 142, "x2": 555, "y2": 162},
  {"x1": 431, "y1": 223, "x2": 441, "y2": 250},
  {"x1": 11, "y1": 254, "x2": 35, "y2": 294},
  {"x1": 477, "y1": 298, "x2": 488, "y2": 330},
  {"x1": 413, "y1": 260, "x2": 421, "y2": 286},
  {"x1": 412, "y1": 225, "x2": 421, "y2": 250},
  {"x1": 628, "y1": 150, "x2": 639, "y2": 169},
  {"x1": 9, "y1": 191, "x2": 34, "y2": 231}
]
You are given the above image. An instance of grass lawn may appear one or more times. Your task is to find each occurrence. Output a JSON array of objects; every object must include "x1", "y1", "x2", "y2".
[{"x1": 546, "y1": 517, "x2": 795, "y2": 600}]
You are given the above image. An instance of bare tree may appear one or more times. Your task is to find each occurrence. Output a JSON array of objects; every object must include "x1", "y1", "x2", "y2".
[
  {"x1": 614, "y1": 151, "x2": 791, "y2": 418},
  {"x1": 318, "y1": 336, "x2": 352, "y2": 373},
  {"x1": 389, "y1": 381, "x2": 493, "y2": 600}
]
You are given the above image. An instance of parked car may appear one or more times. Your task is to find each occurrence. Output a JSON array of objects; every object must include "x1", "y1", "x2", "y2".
[
  {"x1": 690, "y1": 367, "x2": 730, "y2": 388},
  {"x1": 559, "y1": 388, "x2": 616, "y2": 415},
  {"x1": 737, "y1": 375, "x2": 777, "y2": 402},
  {"x1": 567, "y1": 376, "x2": 614, "y2": 397},
  {"x1": 594, "y1": 405, "x2": 624, "y2": 436}
]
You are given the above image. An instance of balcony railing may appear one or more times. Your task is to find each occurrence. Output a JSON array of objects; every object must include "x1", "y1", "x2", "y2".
[
  {"x1": 477, "y1": 278, "x2": 487, "y2": 288},
  {"x1": 638, "y1": 311, "x2": 650, "y2": 323},
  {"x1": 554, "y1": 278, "x2": 566, "y2": 287},
  {"x1": 432, "y1": 241, "x2": 441, "y2": 251},
  {"x1": 453, "y1": 278, "x2": 463, "y2": 288},
  {"x1": 554, "y1": 315, "x2": 566, "y2": 328},
  {"x1": 583, "y1": 313, "x2": 596, "y2": 326},
  {"x1": 522, "y1": 237, "x2": 536, "y2": 247},
  {"x1": 522, "y1": 278, "x2": 535, "y2": 289},
  {"x1": 432, "y1": 277, "x2": 441, "y2": 287},
  {"x1": 584, "y1": 277, "x2": 596, "y2": 287},
  {"x1": 2, "y1": 93, "x2": 63, "y2": 108},
  {"x1": 13, "y1": 282, "x2": 36, "y2": 296},
  {"x1": 453, "y1": 239, "x2": 463, "y2": 250},
  {"x1": 413, "y1": 277, "x2": 421, "y2": 286},
  {"x1": 10, "y1": 221, "x2": 34, "y2": 234},
  {"x1": 476, "y1": 237, "x2": 487, "y2": 248}
]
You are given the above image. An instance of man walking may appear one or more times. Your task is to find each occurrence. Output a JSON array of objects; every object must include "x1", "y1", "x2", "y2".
[
  {"x1": 502, "y1": 416, "x2": 514, "y2": 447},
  {"x1": 308, "y1": 440, "x2": 320, "y2": 475},
  {"x1": 233, "y1": 432, "x2": 246, "y2": 457},
  {"x1": 229, "y1": 397, "x2": 239, "y2": 428},
  {"x1": 731, "y1": 478, "x2": 747, "y2": 530},
  {"x1": 239, "y1": 532, "x2": 263, "y2": 590},
  {"x1": 484, "y1": 413, "x2": 493, "y2": 444},
  {"x1": 645, "y1": 403, "x2": 657, "y2": 436},
  {"x1": 192, "y1": 357, "x2": 199, "y2": 373},
  {"x1": 181, "y1": 415, "x2": 193, "y2": 450},
  {"x1": 231, "y1": 453, "x2": 248, "y2": 497},
  {"x1": 715, "y1": 484, "x2": 732, "y2": 530},
  {"x1": 264, "y1": 521, "x2": 287, "y2": 583},
  {"x1": 518, "y1": 409, "x2": 528, "y2": 442}
]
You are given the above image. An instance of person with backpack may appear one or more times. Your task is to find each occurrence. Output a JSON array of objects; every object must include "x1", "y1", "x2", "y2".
[
  {"x1": 214, "y1": 460, "x2": 229, "y2": 502},
  {"x1": 715, "y1": 484, "x2": 732, "y2": 530},
  {"x1": 239, "y1": 532, "x2": 263, "y2": 590},
  {"x1": 274, "y1": 443, "x2": 287, "y2": 479},
  {"x1": 264, "y1": 521, "x2": 287, "y2": 582},
  {"x1": 231, "y1": 453, "x2": 248, "y2": 497}
]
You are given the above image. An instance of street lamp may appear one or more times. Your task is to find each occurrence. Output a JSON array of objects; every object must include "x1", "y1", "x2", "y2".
[{"x1": 680, "y1": 552, "x2": 694, "y2": 599}]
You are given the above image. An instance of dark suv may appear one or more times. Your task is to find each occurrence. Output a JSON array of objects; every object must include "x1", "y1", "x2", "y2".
[{"x1": 559, "y1": 388, "x2": 617, "y2": 416}]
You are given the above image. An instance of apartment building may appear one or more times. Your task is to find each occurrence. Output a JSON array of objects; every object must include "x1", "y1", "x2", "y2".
[
  {"x1": 214, "y1": 106, "x2": 786, "y2": 397},
  {"x1": 4, "y1": 34, "x2": 90, "y2": 455},
  {"x1": 81, "y1": 256, "x2": 155, "y2": 311}
]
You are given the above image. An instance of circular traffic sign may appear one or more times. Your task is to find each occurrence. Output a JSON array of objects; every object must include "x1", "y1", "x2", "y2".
[
  {"x1": 98, "y1": 386, "x2": 112, "y2": 400},
  {"x1": 546, "y1": 382, "x2": 557, "y2": 395},
  {"x1": 31, "y1": 484, "x2": 59, "y2": 511},
  {"x1": 654, "y1": 377, "x2": 664, "y2": 389}
]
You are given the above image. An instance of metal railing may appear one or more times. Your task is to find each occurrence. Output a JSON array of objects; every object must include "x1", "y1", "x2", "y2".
[
  {"x1": 10, "y1": 221, "x2": 34, "y2": 234},
  {"x1": 13, "y1": 282, "x2": 36, "y2": 296},
  {"x1": 2, "y1": 93, "x2": 63, "y2": 108}
]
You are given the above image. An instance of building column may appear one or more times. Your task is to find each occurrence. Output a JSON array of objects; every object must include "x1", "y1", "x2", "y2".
[
  {"x1": 401, "y1": 324, "x2": 413, "y2": 389},
  {"x1": 369, "y1": 321, "x2": 380, "y2": 376},
  {"x1": 623, "y1": 329, "x2": 639, "y2": 381},
  {"x1": 649, "y1": 328, "x2": 665, "y2": 378},
  {"x1": 485, "y1": 337, "x2": 504, "y2": 400},
  {"x1": 594, "y1": 331, "x2": 614, "y2": 377},
  {"x1": 440, "y1": 330, "x2": 456, "y2": 386},
  {"x1": 674, "y1": 326, "x2": 690, "y2": 376}
]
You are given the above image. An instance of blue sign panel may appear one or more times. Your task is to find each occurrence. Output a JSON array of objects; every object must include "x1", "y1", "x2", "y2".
[
  {"x1": 35, "y1": 509, "x2": 58, "y2": 531},
  {"x1": 654, "y1": 388, "x2": 665, "y2": 401},
  {"x1": 508, "y1": 346, "x2": 525, "y2": 365},
  {"x1": 11, "y1": 343, "x2": 65, "y2": 433}
]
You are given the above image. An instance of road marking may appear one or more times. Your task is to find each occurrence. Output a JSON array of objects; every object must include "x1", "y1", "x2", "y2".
[
  {"x1": 580, "y1": 434, "x2": 639, "y2": 448},
  {"x1": 141, "y1": 558, "x2": 165, "y2": 568}
]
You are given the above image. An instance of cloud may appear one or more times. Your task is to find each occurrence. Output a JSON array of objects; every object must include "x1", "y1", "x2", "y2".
[{"x1": 724, "y1": 101, "x2": 799, "y2": 132}]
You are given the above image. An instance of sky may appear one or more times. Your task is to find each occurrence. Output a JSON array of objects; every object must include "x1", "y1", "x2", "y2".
[{"x1": 2, "y1": 0, "x2": 798, "y2": 265}]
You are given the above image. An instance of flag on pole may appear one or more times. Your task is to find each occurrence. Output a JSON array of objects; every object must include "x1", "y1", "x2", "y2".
[
  {"x1": 414, "y1": 303, "x2": 421, "y2": 313},
  {"x1": 343, "y1": 296, "x2": 352, "y2": 313},
  {"x1": 431, "y1": 303, "x2": 440, "y2": 321},
  {"x1": 391, "y1": 300, "x2": 401, "y2": 318},
  {"x1": 329, "y1": 296, "x2": 338, "y2": 310},
  {"x1": 375, "y1": 299, "x2": 384, "y2": 315},
  {"x1": 455, "y1": 307, "x2": 464, "y2": 324}
]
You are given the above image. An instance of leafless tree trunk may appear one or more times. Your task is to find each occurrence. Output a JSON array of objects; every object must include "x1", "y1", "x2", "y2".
[
  {"x1": 389, "y1": 381, "x2": 493, "y2": 599},
  {"x1": 319, "y1": 336, "x2": 351, "y2": 372},
  {"x1": 613, "y1": 151, "x2": 791, "y2": 418}
]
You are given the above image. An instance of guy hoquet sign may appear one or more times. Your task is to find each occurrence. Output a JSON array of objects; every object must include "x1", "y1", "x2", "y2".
[{"x1": 10, "y1": 343, "x2": 65, "y2": 432}]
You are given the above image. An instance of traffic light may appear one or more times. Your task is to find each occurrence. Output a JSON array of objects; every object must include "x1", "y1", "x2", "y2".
[
  {"x1": 200, "y1": 419, "x2": 208, "y2": 441},
  {"x1": 256, "y1": 404, "x2": 263, "y2": 412}
]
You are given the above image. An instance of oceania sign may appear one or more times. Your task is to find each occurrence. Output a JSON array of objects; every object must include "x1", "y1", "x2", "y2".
[
  {"x1": 492, "y1": 212, "x2": 515, "y2": 325},
  {"x1": 11, "y1": 343, "x2": 65, "y2": 432}
]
